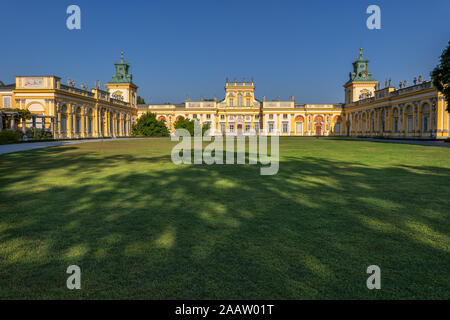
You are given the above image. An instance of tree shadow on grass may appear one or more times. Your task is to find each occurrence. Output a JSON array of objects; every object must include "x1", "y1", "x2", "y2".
[{"x1": 0, "y1": 143, "x2": 449, "y2": 299}]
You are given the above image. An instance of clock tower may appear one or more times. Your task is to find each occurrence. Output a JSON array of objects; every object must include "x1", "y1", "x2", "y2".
[
  {"x1": 106, "y1": 52, "x2": 138, "y2": 107},
  {"x1": 344, "y1": 48, "x2": 378, "y2": 104}
]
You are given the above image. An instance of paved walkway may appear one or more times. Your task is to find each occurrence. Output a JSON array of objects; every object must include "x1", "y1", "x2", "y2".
[
  {"x1": 0, "y1": 138, "x2": 141, "y2": 155},
  {"x1": 338, "y1": 137, "x2": 450, "y2": 148}
]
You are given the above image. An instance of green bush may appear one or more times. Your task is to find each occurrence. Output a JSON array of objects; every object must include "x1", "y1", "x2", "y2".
[
  {"x1": 26, "y1": 128, "x2": 52, "y2": 140},
  {"x1": 132, "y1": 112, "x2": 170, "y2": 137},
  {"x1": 0, "y1": 130, "x2": 22, "y2": 144},
  {"x1": 174, "y1": 117, "x2": 210, "y2": 136}
]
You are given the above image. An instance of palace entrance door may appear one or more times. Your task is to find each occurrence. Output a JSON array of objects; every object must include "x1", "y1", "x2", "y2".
[
  {"x1": 315, "y1": 124, "x2": 322, "y2": 136},
  {"x1": 237, "y1": 124, "x2": 243, "y2": 135},
  {"x1": 295, "y1": 122, "x2": 303, "y2": 135}
]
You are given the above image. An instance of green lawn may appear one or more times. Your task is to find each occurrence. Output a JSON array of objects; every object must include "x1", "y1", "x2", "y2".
[{"x1": 0, "y1": 137, "x2": 449, "y2": 299}]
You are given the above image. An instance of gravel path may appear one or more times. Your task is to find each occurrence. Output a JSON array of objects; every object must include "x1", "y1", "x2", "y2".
[{"x1": 0, "y1": 138, "x2": 142, "y2": 155}]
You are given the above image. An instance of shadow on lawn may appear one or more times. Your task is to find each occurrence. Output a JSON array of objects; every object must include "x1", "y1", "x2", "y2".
[{"x1": 0, "y1": 145, "x2": 449, "y2": 299}]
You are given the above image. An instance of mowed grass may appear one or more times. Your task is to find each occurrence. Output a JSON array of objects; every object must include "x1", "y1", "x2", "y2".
[{"x1": 0, "y1": 137, "x2": 449, "y2": 299}]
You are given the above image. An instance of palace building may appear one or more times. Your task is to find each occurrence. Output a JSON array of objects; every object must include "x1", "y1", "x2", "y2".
[
  {"x1": 0, "y1": 52, "x2": 137, "y2": 138},
  {"x1": 139, "y1": 80, "x2": 343, "y2": 136},
  {"x1": 1, "y1": 49, "x2": 448, "y2": 139},
  {"x1": 140, "y1": 49, "x2": 449, "y2": 139}
]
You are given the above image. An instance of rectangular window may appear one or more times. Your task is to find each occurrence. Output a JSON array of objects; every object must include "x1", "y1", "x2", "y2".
[
  {"x1": 229, "y1": 98, "x2": 234, "y2": 107},
  {"x1": 245, "y1": 124, "x2": 251, "y2": 132},
  {"x1": 61, "y1": 115, "x2": 67, "y2": 133},
  {"x1": 407, "y1": 116, "x2": 413, "y2": 133},
  {"x1": 269, "y1": 114, "x2": 273, "y2": 120},
  {"x1": 254, "y1": 122, "x2": 260, "y2": 132},
  {"x1": 193, "y1": 114, "x2": 197, "y2": 119},
  {"x1": 268, "y1": 122, "x2": 274, "y2": 133},
  {"x1": 3, "y1": 96, "x2": 11, "y2": 108},
  {"x1": 220, "y1": 115, "x2": 225, "y2": 120},
  {"x1": 229, "y1": 124, "x2": 234, "y2": 132},
  {"x1": 220, "y1": 123, "x2": 226, "y2": 132},
  {"x1": 283, "y1": 114, "x2": 288, "y2": 119},
  {"x1": 282, "y1": 122, "x2": 288, "y2": 133},
  {"x1": 76, "y1": 117, "x2": 81, "y2": 133},
  {"x1": 423, "y1": 116, "x2": 429, "y2": 132},
  {"x1": 246, "y1": 98, "x2": 251, "y2": 106},
  {"x1": 333, "y1": 123, "x2": 340, "y2": 135},
  {"x1": 206, "y1": 114, "x2": 211, "y2": 119}
]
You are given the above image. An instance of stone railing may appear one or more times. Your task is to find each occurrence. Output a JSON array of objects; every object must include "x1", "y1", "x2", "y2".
[
  {"x1": 225, "y1": 82, "x2": 254, "y2": 87},
  {"x1": 350, "y1": 81, "x2": 434, "y2": 107},
  {"x1": 60, "y1": 84, "x2": 95, "y2": 98},
  {"x1": 59, "y1": 85, "x2": 131, "y2": 107}
]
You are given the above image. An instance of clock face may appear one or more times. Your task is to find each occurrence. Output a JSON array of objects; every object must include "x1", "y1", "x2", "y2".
[{"x1": 362, "y1": 72, "x2": 367, "y2": 78}]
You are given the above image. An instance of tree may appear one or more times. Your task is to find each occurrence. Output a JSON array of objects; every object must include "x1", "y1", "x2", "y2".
[
  {"x1": 132, "y1": 112, "x2": 169, "y2": 137},
  {"x1": 174, "y1": 117, "x2": 210, "y2": 136},
  {"x1": 431, "y1": 41, "x2": 450, "y2": 111},
  {"x1": 137, "y1": 96, "x2": 146, "y2": 104}
]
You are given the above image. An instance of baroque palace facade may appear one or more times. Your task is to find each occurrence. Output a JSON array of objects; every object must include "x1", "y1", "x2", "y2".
[
  {"x1": 0, "y1": 52, "x2": 137, "y2": 138},
  {"x1": 1, "y1": 49, "x2": 448, "y2": 139},
  {"x1": 140, "y1": 48, "x2": 448, "y2": 139}
]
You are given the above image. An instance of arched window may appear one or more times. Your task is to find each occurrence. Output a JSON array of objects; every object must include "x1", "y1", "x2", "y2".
[
  {"x1": 60, "y1": 105, "x2": 67, "y2": 134},
  {"x1": 360, "y1": 89, "x2": 369, "y2": 100},
  {"x1": 88, "y1": 109, "x2": 93, "y2": 134},
  {"x1": 75, "y1": 107, "x2": 82, "y2": 134},
  {"x1": 406, "y1": 106, "x2": 413, "y2": 133},
  {"x1": 362, "y1": 114, "x2": 367, "y2": 133},
  {"x1": 393, "y1": 108, "x2": 399, "y2": 133},
  {"x1": 422, "y1": 104, "x2": 430, "y2": 133}
]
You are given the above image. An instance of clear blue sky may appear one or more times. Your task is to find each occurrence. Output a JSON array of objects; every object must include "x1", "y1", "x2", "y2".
[{"x1": 1, "y1": 0, "x2": 449, "y2": 104}]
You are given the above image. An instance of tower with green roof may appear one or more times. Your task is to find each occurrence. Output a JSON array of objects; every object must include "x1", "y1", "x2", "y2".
[
  {"x1": 106, "y1": 52, "x2": 138, "y2": 107},
  {"x1": 344, "y1": 48, "x2": 378, "y2": 104}
]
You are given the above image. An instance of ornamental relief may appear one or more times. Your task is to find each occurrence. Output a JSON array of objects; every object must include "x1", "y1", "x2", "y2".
[{"x1": 24, "y1": 77, "x2": 44, "y2": 88}]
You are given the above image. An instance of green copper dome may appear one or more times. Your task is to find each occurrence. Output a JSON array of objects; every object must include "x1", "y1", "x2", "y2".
[
  {"x1": 109, "y1": 52, "x2": 134, "y2": 84},
  {"x1": 346, "y1": 48, "x2": 377, "y2": 84}
]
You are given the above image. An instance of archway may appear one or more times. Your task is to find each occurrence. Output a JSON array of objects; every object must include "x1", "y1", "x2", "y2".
[
  {"x1": 315, "y1": 123, "x2": 322, "y2": 136},
  {"x1": 421, "y1": 103, "x2": 430, "y2": 134},
  {"x1": 295, "y1": 115, "x2": 304, "y2": 135},
  {"x1": 314, "y1": 115, "x2": 324, "y2": 136},
  {"x1": 333, "y1": 115, "x2": 342, "y2": 135}
]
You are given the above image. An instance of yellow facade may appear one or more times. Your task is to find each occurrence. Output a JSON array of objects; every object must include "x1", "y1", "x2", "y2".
[
  {"x1": 0, "y1": 54, "x2": 137, "y2": 138},
  {"x1": 138, "y1": 78, "x2": 344, "y2": 137},
  {"x1": 342, "y1": 49, "x2": 448, "y2": 139},
  {"x1": 1, "y1": 49, "x2": 448, "y2": 140},
  {"x1": 343, "y1": 82, "x2": 448, "y2": 139},
  {"x1": 139, "y1": 49, "x2": 448, "y2": 139}
]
